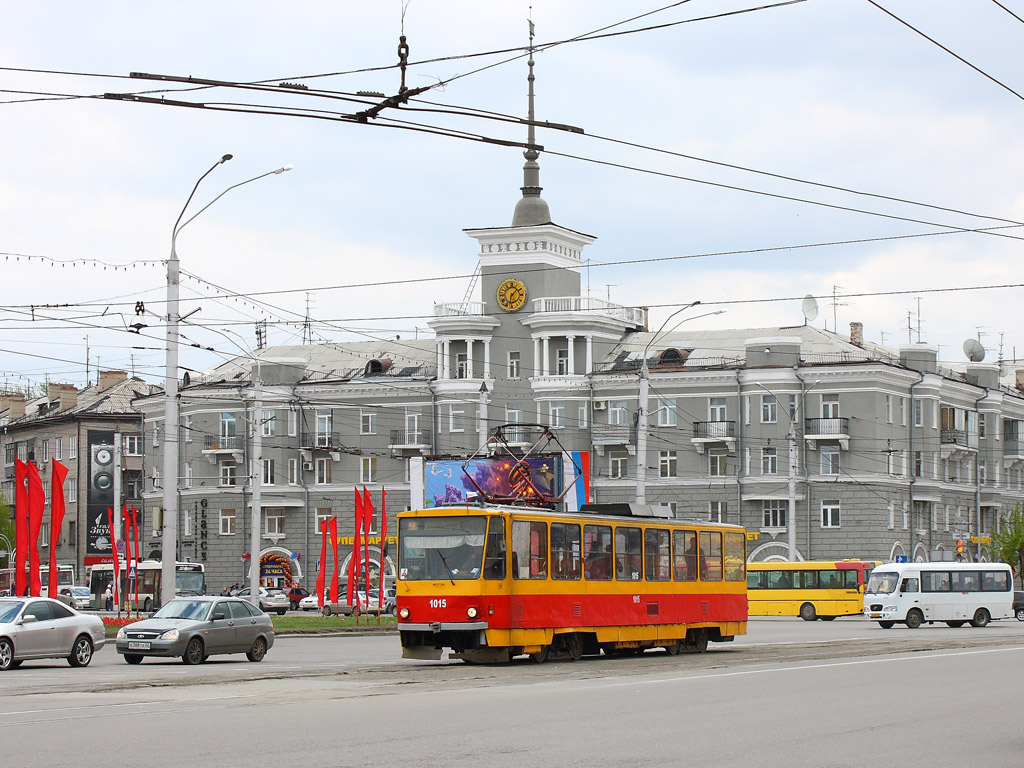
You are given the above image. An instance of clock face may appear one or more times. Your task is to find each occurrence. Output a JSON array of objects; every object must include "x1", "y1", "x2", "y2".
[{"x1": 496, "y1": 278, "x2": 528, "y2": 312}]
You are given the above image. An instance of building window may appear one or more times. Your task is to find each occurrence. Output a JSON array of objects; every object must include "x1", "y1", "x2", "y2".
[
  {"x1": 54, "y1": 438, "x2": 63, "y2": 461},
  {"x1": 124, "y1": 434, "x2": 141, "y2": 456},
  {"x1": 556, "y1": 348, "x2": 569, "y2": 375},
  {"x1": 262, "y1": 459, "x2": 275, "y2": 486},
  {"x1": 183, "y1": 462, "x2": 193, "y2": 489},
  {"x1": 265, "y1": 510, "x2": 285, "y2": 536},
  {"x1": 709, "y1": 501, "x2": 726, "y2": 523},
  {"x1": 657, "y1": 398, "x2": 677, "y2": 427},
  {"x1": 609, "y1": 400, "x2": 628, "y2": 425},
  {"x1": 821, "y1": 446, "x2": 840, "y2": 475},
  {"x1": 658, "y1": 451, "x2": 677, "y2": 478},
  {"x1": 763, "y1": 500, "x2": 786, "y2": 529},
  {"x1": 761, "y1": 447, "x2": 777, "y2": 475},
  {"x1": 914, "y1": 399, "x2": 923, "y2": 427},
  {"x1": 69, "y1": 436, "x2": 77, "y2": 459},
  {"x1": 913, "y1": 451, "x2": 923, "y2": 478},
  {"x1": 899, "y1": 397, "x2": 906, "y2": 426},
  {"x1": 549, "y1": 401, "x2": 565, "y2": 428},
  {"x1": 508, "y1": 351, "x2": 521, "y2": 379},
  {"x1": 4, "y1": 443, "x2": 15, "y2": 466},
  {"x1": 709, "y1": 449, "x2": 728, "y2": 477},
  {"x1": 979, "y1": 462, "x2": 987, "y2": 485},
  {"x1": 316, "y1": 412, "x2": 332, "y2": 447},
  {"x1": 40, "y1": 522, "x2": 48, "y2": 548},
  {"x1": 152, "y1": 469, "x2": 161, "y2": 491},
  {"x1": 184, "y1": 415, "x2": 192, "y2": 443},
  {"x1": 262, "y1": 409, "x2": 276, "y2": 436},
  {"x1": 152, "y1": 426, "x2": 160, "y2": 448},
  {"x1": 219, "y1": 461, "x2": 236, "y2": 487},
  {"x1": 822, "y1": 394, "x2": 839, "y2": 419},
  {"x1": 288, "y1": 458, "x2": 298, "y2": 484},
  {"x1": 315, "y1": 458, "x2": 331, "y2": 485},
  {"x1": 979, "y1": 413, "x2": 987, "y2": 439},
  {"x1": 709, "y1": 397, "x2": 726, "y2": 422},
  {"x1": 789, "y1": 394, "x2": 798, "y2": 423},
  {"x1": 288, "y1": 408, "x2": 298, "y2": 437},
  {"x1": 888, "y1": 502, "x2": 895, "y2": 530},
  {"x1": 821, "y1": 500, "x2": 840, "y2": 528},
  {"x1": 220, "y1": 412, "x2": 236, "y2": 442},
  {"x1": 182, "y1": 505, "x2": 193, "y2": 538},
  {"x1": 449, "y1": 404, "x2": 465, "y2": 433},
  {"x1": 220, "y1": 508, "x2": 236, "y2": 535},
  {"x1": 315, "y1": 508, "x2": 332, "y2": 534},
  {"x1": 885, "y1": 394, "x2": 892, "y2": 423},
  {"x1": 361, "y1": 457, "x2": 377, "y2": 484},
  {"x1": 577, "y1": 402, "x2": 588, "y2": 429},
  {"x1": 41, "y1": 440, "x2": 49, "y2": 463},
  {"x1": 506, "y1": 405, "x2": 524, "y2": 442},
  {"x1": 761, "y1": 395, "x2": 777, "y2": 423},
  {"x1": 361, "y1": 409, "x2": 377, "y2": 435},
  {"x1": 456, "y1": 352, "x2": 469, "y2": 379},
  {"x1": 67, "y1": 481, "x2": 76, "y2": 503},
  {"x1": 609, "y1": 451, "x2": 628, "y2": 479}
]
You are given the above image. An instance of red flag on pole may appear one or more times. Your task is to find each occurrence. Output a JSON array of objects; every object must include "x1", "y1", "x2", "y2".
[
  {"x1": 26, "y1": 462, "x2": 45, "y2": 597},
  {"x1": 14, "y1": 459, "x2": 29, "y2": 597},
  {"x1": 122, "y1": 504, "x2": 133, "y2": 610},
  {"x1": 348, "y1": 488, "x2": 362, "y2": 607},
  {"x1": 379, "y1": 488, "x2": 387, "y2": 614},
  {"x1": 316, "y1": 518, "x2": 327, "y2": 609},
  {"x1": 107, "y1": 507, "x2": 120, "y2": 610},
  {"x1": 328, "y1": 516, "x2": 339, "y2": 605},
  {"x1": 362, "y1": 487, "x2": 373, "y2": 619},
  {"x1": 131, "y1": 507, "x2": 141, "y2": 610},
  {"x1": 48, "y1": 461, "x2": 69, "y2": 599}
]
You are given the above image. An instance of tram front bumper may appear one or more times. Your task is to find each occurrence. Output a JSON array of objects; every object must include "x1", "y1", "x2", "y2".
[{"x1": 400, "y1": 621, "x2": 489, "y2": 633}]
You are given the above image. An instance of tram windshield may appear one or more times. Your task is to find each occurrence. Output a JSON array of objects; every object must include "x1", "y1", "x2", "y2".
[
  {"x1": 400, "y1": 516, "x2": 488, "y2": 581},
  {"x1": 865, "y1": 571, "x2": 899, "y2": 594}
]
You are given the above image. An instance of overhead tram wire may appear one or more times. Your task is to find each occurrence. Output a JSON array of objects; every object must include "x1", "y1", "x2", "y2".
[{"x1": 990, "y1": 0, "x2": 1024, "y2": 25}]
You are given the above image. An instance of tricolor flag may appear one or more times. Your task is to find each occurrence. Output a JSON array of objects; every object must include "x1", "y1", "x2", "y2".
[{"x1": 562, "y1": 451, "x2": 591, "y2": 512}]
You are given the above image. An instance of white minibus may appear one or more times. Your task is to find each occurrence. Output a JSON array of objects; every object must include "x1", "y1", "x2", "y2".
[{"x1": 864, "y1": 562, "x2": 1013, "y2": 629}]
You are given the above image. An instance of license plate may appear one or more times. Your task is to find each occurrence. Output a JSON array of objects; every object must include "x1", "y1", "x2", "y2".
[
  {"x1": 869, "y1": 614, "x2": 881, "y2": 618},
  {"x1": 128, "y1": 641, "x2": 151, "y2": 650}
]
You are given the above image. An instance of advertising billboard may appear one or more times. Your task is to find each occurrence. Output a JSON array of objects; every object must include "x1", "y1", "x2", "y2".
[{"x1": 85, "y1": 430, "x2": 116, "y2": 564}]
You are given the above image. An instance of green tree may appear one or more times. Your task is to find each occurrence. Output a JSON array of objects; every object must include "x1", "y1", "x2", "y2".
[{"x1": 992, "y1": 503, "x2": 1024, "y2": 589}]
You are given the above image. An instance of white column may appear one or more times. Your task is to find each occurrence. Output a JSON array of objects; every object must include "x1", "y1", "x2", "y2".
[
  {"x1": 567, "y1": 335, "x2": 576, "y2": 375},
  {"x1": 586, "y1": 336, "x2": 594, "y2": 374},
  {"x1": 465, "y1": 338, "x2": 475, "y2": 380},
  {"x1": 442, "y1": 340, "x2": 450, "y2": 379},
  {"x1": 436, "y1": 342, "x2": 443, "y2": 379},
  {"x1": 542, "y1": 337, "x2": 550, "y2": 377},
  {"x1": 483, "y1": 339, "x2": 491, "y2": 379},
  {"x1": 533, "y1": 337, "x2": 541, "y2": 378}
]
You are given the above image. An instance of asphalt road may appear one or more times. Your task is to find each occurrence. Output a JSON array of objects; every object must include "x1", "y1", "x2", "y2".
[{"x1": 3, "y1": 617, "x2": 1024, "y2": 767}]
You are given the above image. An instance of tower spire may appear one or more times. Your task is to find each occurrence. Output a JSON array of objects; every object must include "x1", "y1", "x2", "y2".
[{"x1": 512, "y1": 17, "x2": 551, "y2": 227}]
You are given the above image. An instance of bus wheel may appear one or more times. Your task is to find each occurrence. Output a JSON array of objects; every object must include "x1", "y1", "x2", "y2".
[
  {"x1": 799, "y1": 603, "x2": 818, "y2": 622},
  {"x1": 1016, "y1": 607, "x2": 1024, "y2": 622},
  {"x1": 820, "y1": 616, "x2": 836, "y2": 621},
  {"x1": 143, "y1": 598, "x2": 152, "y2": 613},
  {"x1": 905, "y1": 609, "x2": 923, "y2": 629},
  {"x1": 529, "y1": 646, "x2": 549, "y2": 663},
  {"x1": 878, "y1": 621, "x2": 894, "y2": 629},
  {"x1": 970, "y1": 608, "x2": 990, "y2": 628},
  {"x1": 945, "y1": 621, "x2": 965, "y2": 628}
]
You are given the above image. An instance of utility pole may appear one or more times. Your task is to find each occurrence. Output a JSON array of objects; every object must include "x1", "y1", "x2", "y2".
[{"x1": 248, "y1": 362, "x2": 264, "y2": 607}]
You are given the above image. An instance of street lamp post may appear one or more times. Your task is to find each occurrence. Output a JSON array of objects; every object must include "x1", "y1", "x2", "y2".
[{"x1": 160, "y1": 158, "x2": 293, "y2": 608}]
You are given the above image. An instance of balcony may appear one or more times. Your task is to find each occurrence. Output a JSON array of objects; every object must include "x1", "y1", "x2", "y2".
[
  {"x1": 592, "y1": 423, "x2": 635, "y2": 454},
  {"x1": 691, "y1": 421, "x2": 737, "y2": 454},
  {"x1": 300, "y1": 431, "x2": 341, "y2": 450},
  {"x1": 530, "y1": 296, "x2": 646, "y2": 328},
  {"x1": 1004, "y1": 438, "x2": 1024, "y2": 469},
  {"x1": 940, "y1": 428, "x2": 975, "y2": 460},
  {"x1": 804, "y1": 417, "x2": 850, "y2": 450},
  {"x1": 434, "y1": 301, "x2": 486, "y2": 317},
  {"x1": 389, "y1": 429, "x2": 429, "y2": 451},
  {"x1": 202, "y1": 434, "x2": 243, "y2": 464}
]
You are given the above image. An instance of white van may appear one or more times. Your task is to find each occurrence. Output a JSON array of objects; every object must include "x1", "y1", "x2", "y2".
[{"x1": 864, "y1": 562, "x2": 1013, "y2": 629}]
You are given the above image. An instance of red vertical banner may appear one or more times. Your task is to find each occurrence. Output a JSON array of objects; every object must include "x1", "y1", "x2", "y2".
[
  {"x1": 122, "y1": 504, "x2": 133, "y2": 610},
  {"x1": 48, "y1": 461, "x2": 69, "y2": 599},
  {"x1": 328, "y1": 516, "x2": 339, "y2": 605},
  {"x1": 316, "y1": 519, "x2": 327, "y2": 609},
  {"x1": 348, "y1": 488, "x2": 362, "y2": 607},
  {"x1": 26, "y1": 462, "x2": 45, "y2": 597},
  {"x1": 107, "y1": 507, "x2": 120, "y2": 610},
  {"x1": 379, "y1": 488, "x2": 387, "y2": 614},
  {"x1": 362, "y1": 487, "x2": 373, "y2": 615},
  {"x1": 14, "y1": 459, "x2": 29, "y2": 597},
  {"x1": 131, "y1": 507, "x2": 141, "y2": 609}
]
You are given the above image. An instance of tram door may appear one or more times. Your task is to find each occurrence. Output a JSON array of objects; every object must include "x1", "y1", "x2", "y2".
[{"x1": 483, "y1": 516, "x2": 512, "y2": 628}]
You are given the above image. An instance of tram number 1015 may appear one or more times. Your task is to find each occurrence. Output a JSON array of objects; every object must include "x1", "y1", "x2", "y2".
[{"x1": 429, "y1": 598, "x2": 448, "y2": 608}]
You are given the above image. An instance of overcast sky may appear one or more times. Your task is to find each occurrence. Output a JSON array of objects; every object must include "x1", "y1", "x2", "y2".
[{"x1": 4, "y1": 0, "x2": 1024, "y2": 391}]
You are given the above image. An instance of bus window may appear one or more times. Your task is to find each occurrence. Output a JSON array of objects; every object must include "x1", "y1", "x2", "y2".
[
  {"x1": 953, "y1": 571, "x2": 979, "y2": 592},
  {"x1": 483, "y1": 517, "x2": 507, "y2": 580},
  {"x1": 699, "y1": 531, "x2": 722, "y2": 581},
  {"x1": 797, "y1": 570, "x2": 819, "y2": 589},
  {"x1": 644, "y1": 528, "x2": 670, "y2": 581},
  {"x1": 767, "y1": 570, "x2": 793, "y2": 589},
  {"x1": 511, "y1": 520, "x2": 548, "y2": 579},
  {"x1": 673, "y1": 530, "x2": 698, "y2": 581},
  {"x1": 922, "y1": 571, "x2": 951, "y2": 592},
  {"x1": 747, "y1": 569, "x2": 765, "y2": 589},
  {"x1": 723, "y1": 532, "x2": 746, "y2": 582},
  {"x1": 551, "y1": 523, "x2": 581, "y2": 580},
  {"x1": 615, "y1": 526, "x2": 642, "y2": 581},
  {"x1": 981, "y1": 570, "x2": 1009, "y2": 591},
  {"x1": 583, "y1": 525, "x2": 613, "y2": 580}
]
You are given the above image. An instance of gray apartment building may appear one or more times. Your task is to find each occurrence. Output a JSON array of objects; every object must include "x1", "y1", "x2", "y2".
[{"x1": 134, "y1": 143, "x2": 1024, "y2": 594}]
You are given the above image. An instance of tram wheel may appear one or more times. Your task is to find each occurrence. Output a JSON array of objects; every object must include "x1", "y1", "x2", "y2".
[
  {"x1": 529, "y1": 646, "x2": 549, "y2": 664},
  {"x1": 566, "y1": 634, "x2": 582, "y2": 662},
  {"x1": 663, "y1": 640, "x2": 682, "y2": 655},
  {"x1": 685, "y1": 629, "x2": 709, "y2": 653}
]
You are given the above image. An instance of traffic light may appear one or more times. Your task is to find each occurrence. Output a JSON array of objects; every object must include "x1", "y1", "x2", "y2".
[{"x1": 956, "y1": 539, "x2": 964, "y2": 555}]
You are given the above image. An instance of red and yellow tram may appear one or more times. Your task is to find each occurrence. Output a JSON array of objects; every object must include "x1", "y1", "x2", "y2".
[{"x1": 396, "y1": 503, "x2": 748, "y2": 663}]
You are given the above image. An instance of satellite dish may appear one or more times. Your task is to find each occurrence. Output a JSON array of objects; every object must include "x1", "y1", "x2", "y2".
[
  {"x1": 963, "y1": 338, "x2": 986, "y2": 362},
  {"x1": 801, "y1": 294, "x2": 819, "y2": 324}
]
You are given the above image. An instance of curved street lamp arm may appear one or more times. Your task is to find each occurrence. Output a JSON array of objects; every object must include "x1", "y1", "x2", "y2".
[
  {"x1": 172, "y1": 154, "x2": 233, "y2": 244},
  {"x1": 175, "y1": 164, "x2": 292, "y2": 239}
]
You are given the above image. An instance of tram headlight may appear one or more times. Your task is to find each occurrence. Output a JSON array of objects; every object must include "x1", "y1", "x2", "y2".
[
  {"x1": 398, "y1": 607, "x2": 410, "y2": 620},
  {"x1": 467, "y1": 607, "x2": 478, "y2": 619}
]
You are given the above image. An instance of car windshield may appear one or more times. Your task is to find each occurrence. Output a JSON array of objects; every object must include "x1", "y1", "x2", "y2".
[
  {"x1": 865, "y1": 571, "x2": 899, "y2": 594},
  {"x1": 399, "y1": 516, "x2": 487, "y2": 581},
  {"x1": 0, "y1": 601, "x2": 22, "y2": 623},
  {"x1": 153, "y1": 599, "x2": 210, "y2": 620}
]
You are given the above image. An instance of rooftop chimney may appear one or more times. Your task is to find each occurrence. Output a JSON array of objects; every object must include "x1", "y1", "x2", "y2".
[
  {"x1": 850, "y1": 321, "x2": 863, "y2": 348},
  {"x1": 1016, "y1": 370, "x2": 1024, "y2": 390},
  {"x1": 59, "y1": 385, "x2": 79, "y2": 412},
  {"x1": 97, "y1": 370, "x2": 127, "y2": 392},
  {"x1": 6, "y1": 393, "x2": 25, "y2": 420}
]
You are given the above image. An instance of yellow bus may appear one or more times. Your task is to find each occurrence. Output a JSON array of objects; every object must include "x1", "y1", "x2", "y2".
[{"x1": 746, "y1": 560, "x2": 879, "y2": 621}]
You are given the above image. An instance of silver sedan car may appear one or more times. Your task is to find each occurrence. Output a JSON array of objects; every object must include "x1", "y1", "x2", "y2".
[
  {"x1": 0, "y1": 597, "x2": 106, "y2": 670},
  {"x1": 115, "y1": 596, "x2": 274, "y2": 665}
]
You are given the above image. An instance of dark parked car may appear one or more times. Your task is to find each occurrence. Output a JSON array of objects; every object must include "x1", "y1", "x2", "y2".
[
  {"x1": 115, "y1": 596, "x2": 274, "y2": 665},
  {"x1": 1013, "y1": 591, "x2": 1024, "y2": 622},
  {"x1": 287, "y1": 587, "x2": 310, "y2": 611}
]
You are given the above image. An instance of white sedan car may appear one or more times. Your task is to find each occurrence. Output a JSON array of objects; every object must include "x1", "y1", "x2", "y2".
[{"x1": 0, "y1": 597, "x2": 106, "y2": 670}]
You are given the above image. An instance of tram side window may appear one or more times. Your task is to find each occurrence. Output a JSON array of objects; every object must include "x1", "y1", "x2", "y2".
[
  {"x1": 921, "y1": 571, "x2": 951, "y2": 592},
  {"x1": 551, "y1": 523, "x2": 581, "y2": 580},
  {"x1": 699, "y1": 531, "x2": 723, "y2": 581},
  {"x1": 723, "y1": 532, "x2": 746, "y2": 582},
  {"x1": 483, "y1": 517, "x2": 507, "y2": 580},
  {"x1": 511, "y1": 520, "x2": 548, "y2": 579},
  {"x1": 615, "y1": 526, "x2": 643, "y2": 581},
  {"x1": 583, "y1": 525, "x2": 613, "y2": 580},
  {"x1": 673, "y1": 530, "x2": 698, "y2": 581},
  {"x1": 644, "y1": 528, "x2": 671, "y2": 581}
]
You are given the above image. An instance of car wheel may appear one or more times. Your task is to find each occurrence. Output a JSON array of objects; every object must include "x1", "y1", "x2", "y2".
[
  {"x1": 290, "y1": 601, "x2": 298, "y2": 611},
  {"x1": 123, "y1": 654, "x2": 143, "y2": 665},
  {"x1": 1016, "y1": 607, "x2": 1024, "y2": 621},
  {"x1": 0, "y1": 639, "x2": 15, "y2": 671},
  {"x1": 971, "y1": 608, "x2": 990, "y2": 628},
  {"x1": 67, "y1": 635, "x2": 94, "y2": 668},
  {"x1": 323, "y1": 604, "x2": 332, "y2": 616},
  {"x1": 905, "y1": 608, "x2": 924, "y2": 629},
  {"x1": 799, "y1": 602, "x2": 817, "y2": 621},
  {"x1": 182, "y1": 637, "x2": 205, "y2": 665},
  {"x1": 389, "y1": 605, "x2": 397, "y2": 617},
  {"x1": 277, "y1": 609, "x2": 286, "y2": 616},
  {"x1": 246, "y1": 636, "x2": 268, "y2": 663}
]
